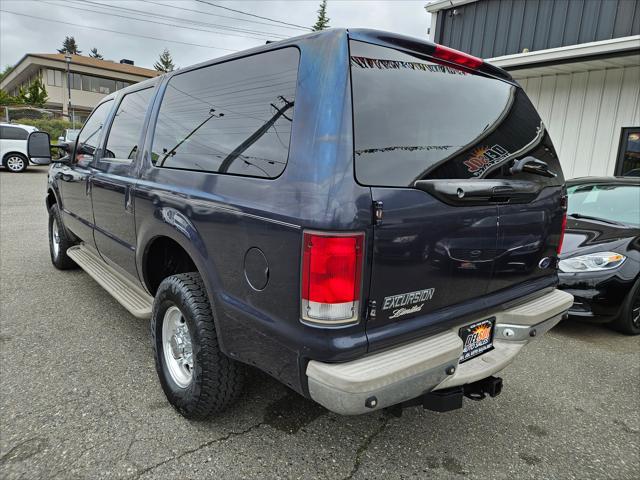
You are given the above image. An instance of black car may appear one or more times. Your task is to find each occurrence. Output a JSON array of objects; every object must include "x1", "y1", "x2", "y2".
[
  {"x1": 558, "y1": 177, "x2": 640, "y2": 334},
  {"x1": 26, "y1": 29, "x2": 572, "y2": 419}
]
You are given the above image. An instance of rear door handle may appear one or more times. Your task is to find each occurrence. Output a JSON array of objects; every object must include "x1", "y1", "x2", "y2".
[{"x1": 413, "y1": 180, "x2": 541, "y2": 206}]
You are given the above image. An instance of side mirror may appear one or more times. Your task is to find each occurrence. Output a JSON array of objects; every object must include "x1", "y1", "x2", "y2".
[
  {"x1": 58, "y1": 136, "x2": 65, "y2": 143},
  {"x1": 27, "y1": 131, "x2": 52, "y2": 165}
]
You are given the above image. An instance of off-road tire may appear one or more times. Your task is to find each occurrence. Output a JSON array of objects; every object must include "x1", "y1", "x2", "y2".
[
  {"x1": 151, "y1": 272, "x2": 245, "y2": 419},
  {"x1": 611, "y1": 280, "x2": 640, "y2": 335},
  {"x1": 48, "y1": 204, "x2": 78, "y2": 270}
]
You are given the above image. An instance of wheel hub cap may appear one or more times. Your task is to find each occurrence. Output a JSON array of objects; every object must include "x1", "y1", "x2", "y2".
[
  {"x1": 162, "y1": 306, "x2": 193, "y2": 388},
  {"x1": 51, "y1": 219, "x2": 60, "y2": 258},
  {"x1": 6, "y1": 156, "x2": 24, "y2": 171}
]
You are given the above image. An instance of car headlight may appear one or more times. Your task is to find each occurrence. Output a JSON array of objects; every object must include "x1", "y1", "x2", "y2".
[{"x1": 559, "y1": 252, "x2": 626, "y2": 273}]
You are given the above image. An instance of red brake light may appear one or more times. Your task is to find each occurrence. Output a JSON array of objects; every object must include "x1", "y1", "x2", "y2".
[
  {"x1": 433, "y1": 44, "x2": 483, "y2": 69},
  {"x1": 557, "y1": 195, "x2": 568, "y2": 255},
  {"x1": 301, "y1": 232, "x2": 364, "y2": 326}
]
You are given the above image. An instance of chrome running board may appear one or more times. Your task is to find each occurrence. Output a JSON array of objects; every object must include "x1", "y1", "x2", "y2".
[{"x1": 67, "y1": 245, "x2": 153, "y2": 319}]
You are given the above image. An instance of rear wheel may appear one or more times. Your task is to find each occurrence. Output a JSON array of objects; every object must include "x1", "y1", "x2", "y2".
[
  {"x1": 151, "y1": 272, "x2": 244, "y2": 419},
  {"x1": 611, "y1": 280, "x2": 640, "y2": 335},
  {"x1": 4, "y1": 154, "x2": 28, "y2": 173},
  {"x1": 48, "y1": 204, "x2": 78, "y2": 269}
]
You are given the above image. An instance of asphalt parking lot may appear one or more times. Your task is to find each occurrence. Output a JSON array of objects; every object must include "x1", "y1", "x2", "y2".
[{"x1": 1, "y1": 166, "x2": 639, "y2": 480}]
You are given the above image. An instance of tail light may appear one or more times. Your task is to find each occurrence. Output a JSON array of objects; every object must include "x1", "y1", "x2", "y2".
[
  {"x1": 433, "y1": 44, "x2": 483, "y2": 69},
  {"x1": 557, "y1": 195, "x2": 568, "y2": 255},
  {"x1": 301, "y1": 231, "x2": 364, "y2": 327}
]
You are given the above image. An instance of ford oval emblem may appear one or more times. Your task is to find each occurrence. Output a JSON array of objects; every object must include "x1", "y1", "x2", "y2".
[{"x1": 538, "y1": 257, "x2": 552, "y2": 269}]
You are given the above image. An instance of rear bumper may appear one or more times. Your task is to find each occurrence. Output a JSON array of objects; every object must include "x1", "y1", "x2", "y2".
[{"x1": 306, "y1": 288, "x2": 573, "y2": 415}]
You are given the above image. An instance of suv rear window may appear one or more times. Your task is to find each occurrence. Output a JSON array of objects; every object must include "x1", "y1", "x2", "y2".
[
  {"x1": 151, "y1": 47, "x2": 299, "y2": 179},
  {"x1": 350, "y1": 41, "x2": 542, "y2": 186}
]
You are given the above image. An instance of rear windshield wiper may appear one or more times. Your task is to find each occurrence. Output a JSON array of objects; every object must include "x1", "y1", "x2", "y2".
[{"x1": 568, "y1": 213, "x2": 627, "y2": 227}]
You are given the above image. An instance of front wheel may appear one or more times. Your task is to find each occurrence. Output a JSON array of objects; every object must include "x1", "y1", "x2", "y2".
[
  {"x1": 151, "y1": 272, "x2": 245, "y2": 419},
  {"x1": 48, "y1": 204, "x2": 78, "y2": 269},
  {"x1": 611, "y1": 280, "x2": 640, "y2": 335},
  {"x1": 4, "y1": 154, "x2": 28, "y2": 173}
]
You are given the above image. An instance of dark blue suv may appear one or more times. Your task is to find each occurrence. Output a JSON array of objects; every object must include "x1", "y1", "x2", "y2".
[{"x1": 28, "y1": 29, "x2": 573, "y2": 418}]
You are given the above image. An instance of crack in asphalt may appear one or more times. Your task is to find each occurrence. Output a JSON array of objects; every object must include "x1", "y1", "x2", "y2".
[
  {"x1": 130, "y1": 422, "x2": 266, "y2": 479},
  {"x1": 342, "y1": 414, "x2": 391, "y2": 480}
]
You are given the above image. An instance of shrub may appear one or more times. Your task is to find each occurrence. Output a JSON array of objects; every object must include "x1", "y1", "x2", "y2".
[{"x1": 13, "y1": 117, "x2": 74, "y2": 142}]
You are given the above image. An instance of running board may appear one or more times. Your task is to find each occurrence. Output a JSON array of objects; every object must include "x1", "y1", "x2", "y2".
[{"x1": 67, "y1": 245, "x2": 153, "y2": 319}]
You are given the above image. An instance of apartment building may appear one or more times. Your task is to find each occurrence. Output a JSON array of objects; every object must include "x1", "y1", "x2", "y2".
[{"x1": 1, "y1": 53, "x2": 159, "y2": 124}]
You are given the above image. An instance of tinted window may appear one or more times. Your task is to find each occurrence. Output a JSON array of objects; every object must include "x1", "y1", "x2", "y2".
[
  {"x1": 350, "y1": 41, "x2": 544, "y2": 186},
  {"x1": 151, "y1": 47, "x2": 299, "y2": 178},
  {"x1": 567, "y1": 183, "x2": 640, "y2": 227},
  {"x1": 0, "y1": 126, "x2": 28, "y2": 140},
  {"x1": 74, "y1": 100, "x2": 113, "y2": 166},
  {"x1": 102, "y1": 88, "x2": 154, "y2": 167}
]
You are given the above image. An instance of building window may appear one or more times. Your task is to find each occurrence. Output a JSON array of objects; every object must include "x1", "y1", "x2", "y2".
[
  {"x1": 47, "y1": 69, "x2": 62, "y2": 87},
  {"x1": 72, "y1": 73, "x2": 82, "y2": 90},
  {"x1": 615, "y1": 128, "x2": 640, "y2": 177}
]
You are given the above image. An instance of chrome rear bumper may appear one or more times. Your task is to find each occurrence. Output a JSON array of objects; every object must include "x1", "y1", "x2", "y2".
[{"x1": 306, "y1": 289, "x2": 573, "y2": 415}]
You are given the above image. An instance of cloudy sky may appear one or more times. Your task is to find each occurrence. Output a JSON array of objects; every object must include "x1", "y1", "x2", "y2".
[{"x1": 0, "y1": 0, "x2": 431, "y2": 70}]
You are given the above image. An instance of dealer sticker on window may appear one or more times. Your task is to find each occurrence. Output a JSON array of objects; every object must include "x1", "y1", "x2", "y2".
[{"x1": 459, "y1": 318, "x2": 495, "y2": 363}]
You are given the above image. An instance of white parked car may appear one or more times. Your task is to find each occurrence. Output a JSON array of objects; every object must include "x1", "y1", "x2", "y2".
[{"x1": 0, "y1": 123, "x2": 50, "y2": 173}]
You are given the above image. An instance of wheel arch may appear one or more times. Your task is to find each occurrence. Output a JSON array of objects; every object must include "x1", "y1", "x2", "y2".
[
  {"x1": 2, "y1": 151, "x2": 28, "y2": 165},
  {"x1": 141, "y1": 235, "x2": 201, "y2": 295},
  {"x1": 46, "y1": 188, "x2": 59, "y2": 211}
]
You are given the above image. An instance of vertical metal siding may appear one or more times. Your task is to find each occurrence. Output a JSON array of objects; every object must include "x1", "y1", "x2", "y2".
[
  {"x1": 436, "y1": 0, "x2": 640, "y2": 57},
  {"x1": 516, "y1": 65, "x2": 640, "y2": 178}
]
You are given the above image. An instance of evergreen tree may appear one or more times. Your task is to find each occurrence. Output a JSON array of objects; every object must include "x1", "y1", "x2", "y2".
[
  {"x1": 57, "y1": 36, "x2": 81, "y2": 55},
  {"x1": 19, "y1": 78, "x2": 48, "y2": 107},
  {"x1": 312, "y1": 0, "x2": 330, "y2": 31},
  {"x1": 0, "y1": 65, "x2": 14, "y2": 82},
  {"x1": 89, "y1": 47, "x2": 103, "y2": 59},
  {"x1": 154, "y1": 48, "x2": 175, "y2": 73}
]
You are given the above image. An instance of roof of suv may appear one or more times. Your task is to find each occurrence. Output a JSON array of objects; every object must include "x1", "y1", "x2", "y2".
[{"x1": 0, "y1": 123, "x2": 37, "y2": 131}]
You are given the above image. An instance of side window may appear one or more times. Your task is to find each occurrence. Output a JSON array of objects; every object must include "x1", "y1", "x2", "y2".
[
  {"x1": 99, "y1": 88, "x2": 154, "y2": 171},
  {"x1": 151, "y1": 47, "x2": 299, "y2": 178},
  {"x1": 0, "y1": 126, "x2": 28, "y2": 140},
  {"x1": 74, "y1": 100, "x2": 113, "y2": 166}
]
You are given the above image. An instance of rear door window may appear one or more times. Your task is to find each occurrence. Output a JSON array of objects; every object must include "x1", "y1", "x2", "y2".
[
  {"x1": 350, "y1": 40, "x2": 543, "y2": 186},
  {"x1": 151, "y1": 47, "x2": 299, "y2": 178},
  {"x1": 0, "y1": 126, "x2": 28, "y2": 140},
  {"x1": 100, "y1": 88, "x2": 154, "y2": 171}
]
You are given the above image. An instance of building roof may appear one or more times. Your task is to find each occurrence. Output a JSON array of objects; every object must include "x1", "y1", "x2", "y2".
[
  {"x1": 27, "y1": 53, "x2": 159, "y2": 78},
  {"x1": 425, "y1": 0, "x2": 478, "y2": 14},
  {"x1": 487, "y1": 35, "x2": 640, "y2": 77}
]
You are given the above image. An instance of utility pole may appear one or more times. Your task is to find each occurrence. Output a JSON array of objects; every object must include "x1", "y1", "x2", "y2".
[
  {"x1": 218, "y1": 97, "x2": 294, "y2": 173},
  {"x1": 64, "y1": 54, "x2": 74, "y2": 128}
]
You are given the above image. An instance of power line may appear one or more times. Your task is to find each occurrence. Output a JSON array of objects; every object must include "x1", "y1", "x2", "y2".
[
  {"x1": 0, "y1": 9, "x2": 239, "y2": 51},
  {"x1": 140, "y1": 0, "x2": 309, "y2": 32},
  {"x1": 74, "y1": 0, "x2": 289, "y2": 39},
  {"x1": 195, "y1": 0, "x2": 312, "y2": 31},
  {"x1": 42, "y1": 0, "x2": 286, "y2": 42}
]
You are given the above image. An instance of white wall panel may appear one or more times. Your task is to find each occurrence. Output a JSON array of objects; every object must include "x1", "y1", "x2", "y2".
[{"x1": 516, "y1": 64, "x2": 640, "y2": 178}]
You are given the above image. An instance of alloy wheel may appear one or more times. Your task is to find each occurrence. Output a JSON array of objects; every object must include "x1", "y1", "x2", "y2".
[
  {"x1": 162, "y1": 305, "x2": 194, "y2": 388},
  {"x1": 6, "y1": 156, "x2": 25, "y2": 172}
]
